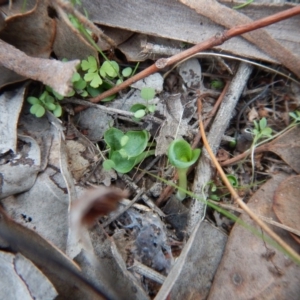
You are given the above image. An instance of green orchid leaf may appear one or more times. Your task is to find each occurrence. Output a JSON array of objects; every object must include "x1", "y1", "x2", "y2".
[
  {"x1": 226, "y1": 175, "x2": 238, "y2": 187},
  {"x1": 122, "y1": 67, "x2": 132, "y2": 78},
  {"x1": 103, "y1": 159, "x2": 116, "y2": 171},
  {"x1": 110, "y1": 151, "x2": 136, "y2": 173},
  {"x1": 100, "y1": 61, "x2": 119, "y2": 78},
  {"x1": 168, "y1": 139, "x2": 201, "y2": 169},
  {"x1": 104, "y1": 127, "x2": 124, "y2": 152},
  {"x1": 120, "y1": 136, "x2": 129, "y2": 147},
  {"x1": 141, "y1": 87, "x2": 155, "y2": 101},
  {"x1": 123, "y1": 130, "x2": 149, "y2": 158}
]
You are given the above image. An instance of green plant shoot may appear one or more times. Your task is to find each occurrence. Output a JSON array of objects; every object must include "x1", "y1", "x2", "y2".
[
  {"x1": 103, "y1": 127, "x2": 155, "y2": 173},
  {"x1": 167, "y1": 139, "x2": 201, "y2": 200}
]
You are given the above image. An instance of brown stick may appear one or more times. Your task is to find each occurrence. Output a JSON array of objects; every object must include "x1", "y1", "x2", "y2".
[{"x1": 82, "y1": 5, "x2": 300, "y2": 107}]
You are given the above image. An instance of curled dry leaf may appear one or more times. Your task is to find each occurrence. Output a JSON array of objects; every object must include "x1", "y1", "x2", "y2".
[
  {"x1": 71, "y1": 187, "x2": 128, "y2": 227},
  {"x1": 0, "y1": 39, "x2": 80, "y2": 96}
]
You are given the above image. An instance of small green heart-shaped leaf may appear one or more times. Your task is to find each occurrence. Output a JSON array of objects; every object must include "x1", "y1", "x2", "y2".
[
  {"x1": 134, "y1": 110, "x2": 146, "y2": 119},
  {"x1": 141, "y1": 87, "x2": 155, "y2": 101},
  {"x1": 148, "y1": 105, "x2": 156, "y2": 113},
  {"x1": 122, "y1": 67, "x2": 132, "y2": 77}
]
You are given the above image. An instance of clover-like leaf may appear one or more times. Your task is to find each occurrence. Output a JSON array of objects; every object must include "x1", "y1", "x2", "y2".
[
  {"x1": 84, "y1": 72, "x2": 103, "y2": 88},
  {"x1": 81, "y1": 56, "x2": 98, "y2": 72},
  {"x1": 53, "y1": 104, "x2": 62, "y2": 117},
  {"x1": 30, "y1": 103, "x2": 46, "y2": 118},
  {"x1": 100, "y1": 61, "x2": 119, "y2": 78},
  {"x1": 27, "y1": 96, "x2": 40, "y2": 105}
]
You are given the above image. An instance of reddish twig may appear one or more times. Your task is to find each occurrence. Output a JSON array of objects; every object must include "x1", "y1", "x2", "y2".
[{"x1": 80, "y1": 5, "x2": 300, "y2": 109}]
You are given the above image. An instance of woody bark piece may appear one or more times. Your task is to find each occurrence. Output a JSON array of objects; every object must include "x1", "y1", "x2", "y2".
[{"x1": 0, "y1": 39, "x2": 79, "y2": 96}]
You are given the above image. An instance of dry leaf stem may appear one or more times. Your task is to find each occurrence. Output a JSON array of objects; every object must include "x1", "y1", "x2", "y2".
[
  {"x1": 197, "y1": 97, "x2": 300, "y2": 264},
  {"x1": 83, "y1": 5, "x2": 300, "y2": 107}
]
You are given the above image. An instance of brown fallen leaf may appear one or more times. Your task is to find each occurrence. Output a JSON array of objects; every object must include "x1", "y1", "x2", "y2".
[
  {"x1": 0, "y1": 0, "x2": 55, "y2": 58},
  {"x1": 267, "y1": 126, "x2": 300, "y2": 174},
  {"x1": 71, "y1": 187, "x2": 128, "y2": 227},
  {"x1": 0, "y1": 39, "x2": 79, "y2": 95},
  {"x1": 208, "y1": 173, "x2": 300, "y2": 300},
  {"x1": 274, "y1": 175, "x2": 300, "y2": 244}
]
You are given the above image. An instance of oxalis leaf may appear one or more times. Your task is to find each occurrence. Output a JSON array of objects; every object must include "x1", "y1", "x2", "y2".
[
  {"x1": 81, "y1": 56, "x2": 98, "y2": 72},
  {"x1": 100, "y1": 61, "x2": 119, "y2": 78}
]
